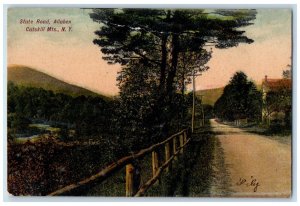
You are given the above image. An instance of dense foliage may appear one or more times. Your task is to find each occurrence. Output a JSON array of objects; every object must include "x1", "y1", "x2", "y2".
[
  {"x1": 8, "y1": 81, "x2": 112, "y2": 139},
  {"x1": 214, "y1": 71, "x2": 262, "y2": 122},
  {"x1": 7, "y1": 136, "x2": 122, "y2": 195}
]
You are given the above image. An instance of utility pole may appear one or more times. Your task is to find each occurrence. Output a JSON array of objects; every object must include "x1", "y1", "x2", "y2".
[
  {"x1": 202, "y1": 97, "x2": 205, "y2": 126},
  {"x1": 192, "y1": 73, "x2": 195, "y2": 133},
  {"x1": 191, "y1": 72, "x2": 201, "y2": 133}
]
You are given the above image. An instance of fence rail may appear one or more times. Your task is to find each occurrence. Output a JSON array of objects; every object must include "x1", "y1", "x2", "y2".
[{"x1": 48, "y1": 128, "x2": 191, "y2": 196}]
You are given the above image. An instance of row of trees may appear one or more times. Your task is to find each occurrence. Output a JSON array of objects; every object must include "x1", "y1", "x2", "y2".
[
  {"x1": 89, "y1": 9, "x2": 257, "y2": 148},
  {"x1": 8, "y1": 82, "x2": 113, "y2": 138}
]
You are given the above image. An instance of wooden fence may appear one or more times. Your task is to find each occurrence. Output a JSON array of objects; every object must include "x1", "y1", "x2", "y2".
[{"x1": 48, "y1": 128, "x2": 191, "y2": 197}]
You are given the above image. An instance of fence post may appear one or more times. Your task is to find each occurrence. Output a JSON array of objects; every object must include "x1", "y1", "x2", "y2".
[
  {"x1": 152, "y1": 150, "x2": 159, "y2": 176},
  {"x1": 173, "y1": 136, "x2": 177, "y2": 160},
  {"x1": 126, "y1": 163, "x2": 135, "y2": 197},
  {"x1": 165, "y1": 142, "x2": 171, "y2": 172},
  {"x1": 179, "y1": 134, "x2": 184, "y2": 154},
  {"x1": 152, "y1": 150, "x2": 160, "y2": 185}
]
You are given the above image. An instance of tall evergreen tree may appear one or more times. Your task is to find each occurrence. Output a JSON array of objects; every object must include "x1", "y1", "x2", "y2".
[
  {"x1": 89, "y1": 9, "x2": 257, "y2": 147},
  {"x1": 90, "y1": 9, "x2": 257, "y2": 96}
]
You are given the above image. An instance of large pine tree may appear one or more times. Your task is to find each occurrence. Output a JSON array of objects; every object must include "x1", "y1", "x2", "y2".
[{"x1": 89, "y1": 9, "x2": 257, "y2": 148}]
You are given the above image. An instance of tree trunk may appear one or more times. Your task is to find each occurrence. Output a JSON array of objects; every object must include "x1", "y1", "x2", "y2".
[
  {"x1": 166, "y1": 33, "x2": 179, "y2": 96},
  {"x1": 181, "y1": 71, "x2": 185, "y2": 126},
  {"x1": 158, "y1": 10, "x2": 170, "y2": 94},
  {"x1": 158, "y1": 34, "x2": 168, "y2": 93}
]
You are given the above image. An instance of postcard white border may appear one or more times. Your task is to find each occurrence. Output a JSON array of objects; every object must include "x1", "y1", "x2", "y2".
[{"x1": 1, "y1": 1, "x2": 299, "y2": 205}]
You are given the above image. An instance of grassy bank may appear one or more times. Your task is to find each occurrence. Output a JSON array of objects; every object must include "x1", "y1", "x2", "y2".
[{"x1": 85, "y1": 123, "x2": 217, "y2": 197}]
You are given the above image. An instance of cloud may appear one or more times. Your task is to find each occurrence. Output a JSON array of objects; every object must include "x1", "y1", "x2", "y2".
[{"x1": 244, "y1": 9, "x2": 292, "y2": 42}]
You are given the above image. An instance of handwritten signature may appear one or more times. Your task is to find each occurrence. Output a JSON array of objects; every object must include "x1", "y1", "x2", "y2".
[{"x1": 236, "y1": 176, "x2": 260, "y2": 192}]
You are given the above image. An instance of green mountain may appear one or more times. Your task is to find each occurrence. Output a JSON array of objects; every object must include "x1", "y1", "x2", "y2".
[
  {"x1": 196, "y1": 87, "x2": 224, "y2": 106},
  {"x1": 8, "y1": 65, "x2": 109, "y2": 99}
]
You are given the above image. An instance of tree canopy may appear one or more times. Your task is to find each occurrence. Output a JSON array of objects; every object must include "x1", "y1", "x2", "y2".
[
  {"x1": 90, "y1": 9, "x2": 257, "y2": 95},
  {"x1": 214, "y1": 71, "x2": 262, "y2": 121},
  {"x1": 89, "y1": 9, "x2": 257, "y2": 146}
]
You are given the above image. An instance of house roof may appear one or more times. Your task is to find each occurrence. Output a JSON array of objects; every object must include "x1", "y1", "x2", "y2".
[{"x1": 262, "y1": 78, "x2": 292, "y2": 91}]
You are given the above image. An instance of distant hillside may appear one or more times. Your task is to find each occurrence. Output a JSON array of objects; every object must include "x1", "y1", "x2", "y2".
[
  {"x1": 196, "y1": 87, "x2": 224, "y2": 106},
  {"x1": 8, "y1": 65, "x2": 109, "y2": 100}
]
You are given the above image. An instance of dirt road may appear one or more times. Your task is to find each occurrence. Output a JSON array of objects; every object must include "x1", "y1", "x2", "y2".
[{"x1": 209, "y1": 119, "x2": 291, "y2": 197}]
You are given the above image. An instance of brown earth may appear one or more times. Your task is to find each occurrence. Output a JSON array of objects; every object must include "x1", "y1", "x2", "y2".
[{"x1": 210, "y1": 119, "x2": 291, "y2": 198}]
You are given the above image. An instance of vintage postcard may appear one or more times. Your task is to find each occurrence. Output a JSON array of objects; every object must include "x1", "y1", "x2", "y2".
[{"x1": 6, "y1": 7, "x2": 292, "y2": 198}]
